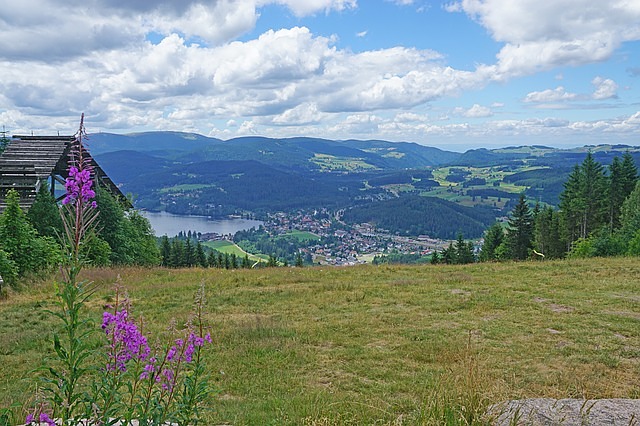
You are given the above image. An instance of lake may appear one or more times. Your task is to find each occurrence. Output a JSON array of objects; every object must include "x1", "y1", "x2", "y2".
[{"x1": 143, "y1": 211, "x2": 263, "y2": 237}]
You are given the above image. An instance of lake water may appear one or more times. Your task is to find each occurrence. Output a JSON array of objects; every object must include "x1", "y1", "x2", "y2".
[{"x1": 143, "y1": 211, "x2": 263, "y2": 237}]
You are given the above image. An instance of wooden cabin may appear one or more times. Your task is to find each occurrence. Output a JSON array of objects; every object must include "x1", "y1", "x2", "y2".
[{"x1": 0, "y1": 135, "x2": 128, "y2": 212}]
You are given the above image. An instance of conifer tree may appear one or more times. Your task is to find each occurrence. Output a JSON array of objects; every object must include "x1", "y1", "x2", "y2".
[
  {"x1": 0, "y1": 190, "x2": 58, "y2": 276},
  {"x1": 160, "y1": 235, "x2": 171, "y2": 266},
  {"x1": 295, "y1": 251, "x2": 303, "y2": 267},
  {"x1": 430, "y1": 250, "x2": 440, "y2": 265},
  {"x1": 441, "y1": 243, "x2": 455, "y2": 264},
  {"x1": 207, "y1": 250, "x2": 218, "y2": 268},
  {"x1": 26, "y1": 182, "x2": 63, "y2": 239},
  {"x1": 242, "y1": 253, "x2": 251, "y2": 268},
  {"x1": 618, "y1": 182, "x2": 640, "y2": 249},
  {"x1": 506, "y1": 194, "x2": 533, "y2": 260},
  {"x1": 454, "y1": 233, "x2": 474, "y2": 264},
  {"x1": 479, "y1": 222, "x2": 504, "y2": 262},
  {"x1": 559, "y1": 152, "x2": 608, "y2": 246},
  {"x1": 533, "y1": 206, "x2": 565, "y2": 259},
  {"x1": 195, "y1": 241, "x2": 208, "y2": 268},
  {"x1": 170, "y1": 239, "x2": 184, "y2": 267}
]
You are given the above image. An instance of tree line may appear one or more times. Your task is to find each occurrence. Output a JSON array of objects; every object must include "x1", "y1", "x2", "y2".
[
  {"x1": 476, "y1": 151, "x2": 639, "y2": 262},
  {"x1": 0, "y1": 183, "x2": 160, "y2": 289}
]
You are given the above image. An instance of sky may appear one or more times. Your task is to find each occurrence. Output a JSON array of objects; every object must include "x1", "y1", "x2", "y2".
[{"x1": 1, "y1": 0, "x2": 639, "y2": 152}]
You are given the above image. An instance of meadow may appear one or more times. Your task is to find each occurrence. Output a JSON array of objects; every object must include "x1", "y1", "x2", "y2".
[{"x1": 1, "y1": 258, "x2": 639, "y2": 424}]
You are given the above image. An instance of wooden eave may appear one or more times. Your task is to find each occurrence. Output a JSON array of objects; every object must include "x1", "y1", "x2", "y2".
[{"x1": 0, "y1": 135, "x2": 131, "y2": 212}]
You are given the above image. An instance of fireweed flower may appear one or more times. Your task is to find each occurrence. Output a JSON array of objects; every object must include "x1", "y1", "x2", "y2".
[
  {"x1": 62, "y1": 165, "x2": 96, "y2": 206},
  {"x1": 39, "y1": 413, "x2": 56, "y2": 426},
  {"x1": 102, "y1": 309, "x2": 151, "y2": 371}
]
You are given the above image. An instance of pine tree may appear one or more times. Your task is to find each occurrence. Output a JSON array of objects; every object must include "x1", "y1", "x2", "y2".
[
  {"x1": 533, "y1": 206, "x2": 565, "y2": 259},
  {"x1": 454, "y1": 233, "x2": 474, "y2": 264},
  {"x1": 184, "y1": 238, "x2": 194, "y2": 267},
  {"x1": 26, "y1": 182, "x2": 63, "y2": 239},
  {"x1": 618, "y1": 182, "x2": 640, "y2": 248},
  {"x1": 160, "y1": 235, "x2": 171, "y2": 266},
  {"x1": 620, "y1": 152, "x2": 638, "y2": 196},
  {"x1": 430, "y1": 250, "x2": 440, "y2": 265},
  {"x1": 242, "y1": 254, "x2": 251, "y2": 268},
  {"x1": 295, "y1": 252, "x2": 303, "y2": 267},
  {"x1": 170, "y1": 239, "x2": 184, "y2": 267},
  {"x1": 195, "y1": 241, "x2": 208, "y2": 268},
  {"x1": 506, "y1": 194, "x2": 533, "y2": 260},
  {"x1": 559, "y1": 153, "x2": 608, "y2": 246},
  {"x1": 441, "y1": 243, "x2": 455, "y2": 265},
  {"x1": 207, "y1": 250, "x2": 218, "y2": 268},
  {"x1": 479, "y1": 222, "x2": 504, "y2": 262}
]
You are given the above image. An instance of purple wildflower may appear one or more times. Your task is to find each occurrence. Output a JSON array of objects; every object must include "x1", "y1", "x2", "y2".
[
  {"x1": 166, "y1": 345, "x2": 177, "y2": 362},
  {"x1": 102, "y1": 309, "x2": 151, "y2": 372},
  {"x1": 25, "y1": 414, "x2": 34, "y2": 424},
  {"x1": 39, "y1": 412, "x2": 56, "y2": 426},
  {"x1": 205, "y1": 332, "x2": 212, "y2": 343},
  {"x1": 140, "y1": 358, "x2": 157, "y2": 380},
  {"x1": 63, "y1": 163, "x2": 96, "y2": 207}
]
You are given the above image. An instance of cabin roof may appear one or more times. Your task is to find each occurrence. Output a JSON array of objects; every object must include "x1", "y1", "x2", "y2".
[{"x1": 0, "y1": 135, "x2": 129, "y2": 212}]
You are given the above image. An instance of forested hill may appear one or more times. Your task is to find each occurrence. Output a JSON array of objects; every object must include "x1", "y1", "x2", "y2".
[
  {"x1": 91, "y1": 131, "x2": 640, "y2": 239},
  {"x1": 90, "y1": 132, "x2": 461, "y2": 172},
  {"x1": 342, "y1": 195, "x2": 496, "y2": 239}
]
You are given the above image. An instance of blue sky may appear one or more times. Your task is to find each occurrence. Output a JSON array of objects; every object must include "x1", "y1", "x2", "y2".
[{"x1": 0, "y1": 0, "x2": 639, "y2": 151}]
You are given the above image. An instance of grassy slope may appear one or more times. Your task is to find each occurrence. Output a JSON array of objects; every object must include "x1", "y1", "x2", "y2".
[
  {"x1": 1, "y1": 258, "x2": 639, "y2": 424},
  {"x1": 202, "y1": 240, "x2": 269, "y2": 262}
]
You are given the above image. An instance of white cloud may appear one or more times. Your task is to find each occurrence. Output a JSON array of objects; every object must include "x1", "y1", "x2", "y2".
[
  {"x1": 261, "y1": 0, "x2": 357, "y2": 16},
  {"x1": 591, "y1": 77, "x2": 618, "y2": 100},
  {"x1": 356, "y1": 30, "x2": 368, "y2": 37},
  {"x1": 271, "y1": 103, "x2": 327, "y2": 125},
  {"x1": 387, "y1": 0, "x2": 414, "y2": 5},
  {"x1": 447, "y1": 0, "x2": 640, "y2": 78},
  {"x1": 524, "y1": 86, "x2": 578, "y2": 103},
  {"x1": 453, "y1": 104, "x2": 493, "y2": 117}
]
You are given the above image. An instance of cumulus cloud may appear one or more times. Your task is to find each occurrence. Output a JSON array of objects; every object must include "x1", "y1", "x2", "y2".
[
  {"x1": 1, "y1": 0, "x2": 639, "y2": 147},
  {"x1": 524, "y1": 86, "x2": 578, "y2": 103},
  {"x1": 447, "y1": 0, "x2": 640, "y2": 78},
  {"x1": 591, "y1": 77, "x2": 618, "y2": 100},
  {"x1": 453, "y1": 104, "x2": 493, "y2": 118}
]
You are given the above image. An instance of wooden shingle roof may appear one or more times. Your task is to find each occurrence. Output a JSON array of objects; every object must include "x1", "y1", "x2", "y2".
[{"x1": 0, "y1": 135, "x2": 129, "y2": 212}]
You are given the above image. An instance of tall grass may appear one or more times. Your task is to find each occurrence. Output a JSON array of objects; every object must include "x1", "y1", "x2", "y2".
[{"x1": 1, "y1": 258, "x2": 639, "y2": 424}]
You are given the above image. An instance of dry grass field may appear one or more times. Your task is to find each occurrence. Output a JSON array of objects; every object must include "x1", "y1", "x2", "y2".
[{"x1": 1, "y1": 258, "x2": 639, "y2": 424}]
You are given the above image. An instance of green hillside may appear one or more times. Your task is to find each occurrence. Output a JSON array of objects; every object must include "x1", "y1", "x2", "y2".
[{"x1": 2, "y1": 259, "x2": 638, "y2": 424}]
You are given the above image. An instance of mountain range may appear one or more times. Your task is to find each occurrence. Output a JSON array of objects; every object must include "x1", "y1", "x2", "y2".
[{"x1": 91, "y1": 132, "x2": 640, "y2": 238}]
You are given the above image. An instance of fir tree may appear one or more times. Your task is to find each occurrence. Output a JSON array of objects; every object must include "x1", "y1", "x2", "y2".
[
  {"x1": 160, "y1": 235, "x2": 171, "y2": 266},
  {"x1": 454, "y1": 233, "x2": 474, "y2": 264},
  {"x1": 479, "y1": 223, "x2": 504, "y2": 262},
  {"x1": 559, "y1": 152, "x2": 607, "y2": 245},
  {"x1": 195, "y1": 241, "x2": 208, "y2": 268},
  {"x1": 170, "y1": 239, "x2": 185, "y2": 267},
  {"x1": 242, "y1": 254, "x2": 251, "y2": 268},
  {"x1": 207, "y1": 250, "x2": 218, "y2": 268},
  {"x1": 533, "y1": 206, "x2": 565, "y2": 259},
  {"x1": 184, "y1": 238, "x2": 195, "y2": 267},
  {"x1": 430, "y1": 250, "x2": 440, "y2": 265},
  {"x1": 506, "y1": 194, "x2": 534, "y2": 260},
  {"x1": 26, "y1": 182, "x2": 63, "y2": 239},
  {"x1": 295, "y1": 251, "x2": 303, "y2": 267},
  {"x1": 441, "y1": 243, "x2": 455, "y2": 265}
]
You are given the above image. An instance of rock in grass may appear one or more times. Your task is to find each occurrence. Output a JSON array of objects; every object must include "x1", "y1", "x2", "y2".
[{"x1": 488, "y1": 398, "x2": 640, "y2": 425}]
